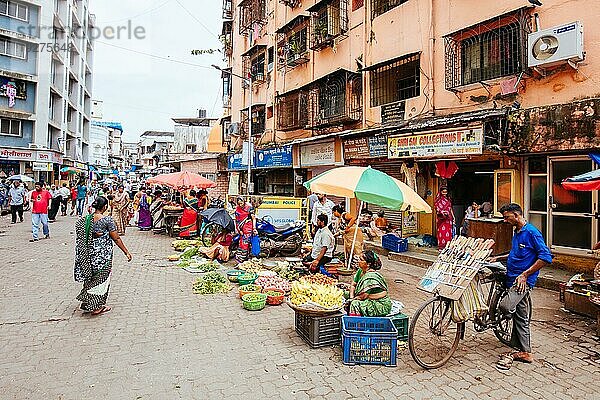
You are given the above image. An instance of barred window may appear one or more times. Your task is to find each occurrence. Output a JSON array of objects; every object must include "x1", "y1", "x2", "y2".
[
  {"x1": 239, "y1": 0, "x2": 266, "y2": 35},
  {"x1": 287, "y1": 28, "x2": 307, "y2": 64},
  {"x1": 241, "y1": 106, "x2": 266, "y2": 137},
  {"x1": 251, "y1": 52, "x2": 265, "y2": 81},
  {"x1": 222, "y1": 0, "x2": 233, "y2": 19},
  {"x1": 277, "y1": 91, "x2": 308, "y2": 131},
  {"x1": 371, "y1": 0, "x2": 408, "y2": 20},
  {"x1": 222, "y1": 69, "x2": 232, "y2": 107},
  {"x1": 309, "y1": 0, "x2": 348, "y2": 51},
  {"x1": 461, "y1": 22, "x2": 521, "y2": 86},
  {"x1": 369, "y1": 54, "x2": 420, "y2": 107}
]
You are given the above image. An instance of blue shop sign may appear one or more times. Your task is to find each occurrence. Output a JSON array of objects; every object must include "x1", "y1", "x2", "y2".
[
  {"x1": 368, "y1": 134, "x2": 388, "y2": 158},
  {"x1": 255, "y1": 145, "x2": 293, "y2": 168},
  {"x1": 227, "y1": 153, "x2": 246, "y2": 171}
]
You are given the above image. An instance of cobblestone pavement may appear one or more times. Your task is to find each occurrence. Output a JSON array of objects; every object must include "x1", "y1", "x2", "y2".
[{"x1": 0, "y1": 212, "x2": 599, "y2": 399}]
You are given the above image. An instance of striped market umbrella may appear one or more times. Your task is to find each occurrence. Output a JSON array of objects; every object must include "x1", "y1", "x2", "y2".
[
  {"x1": 562, "y1": 169, "x2": 600, "y2": 191},
  {"x1": 304, "y1": 166, "x2": 431, "y2": 213}
]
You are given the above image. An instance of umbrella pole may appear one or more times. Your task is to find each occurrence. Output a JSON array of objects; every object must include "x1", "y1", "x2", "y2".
[{"x1": 347, "y1": 201, "x2": 364, "y2": 269}]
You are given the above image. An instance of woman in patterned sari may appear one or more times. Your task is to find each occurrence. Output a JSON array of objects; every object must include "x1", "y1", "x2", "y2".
[
  {"x1": 234, "y1": 196, "x2": 256, "y2": 262},
  {"x1": 349, "y1": 250, "x2": 392, "y2": 317},
  {"x1": 110, "y1": 185, "x2": 130, "y2": 235},
  {"x1": 137, "y1": 187, "x2": 152, "y2": 231},
  {"x1": 74, "y1": 196, "x2": 132, "y2": 316},
  {"x1": 179, "y1": 190, "x2": 199, "y2": 238},
  {"x1": 150, "y1": 189, "x2": 165, "y2": 234},
  {"x1": 435, "y1": 185, "x2": 454, "y2": 249}
]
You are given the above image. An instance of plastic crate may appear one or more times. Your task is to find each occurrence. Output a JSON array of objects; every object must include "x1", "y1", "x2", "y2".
[
  {"x1": 388, "y1": 313, "x2": 409, "y2": 342},
  {"x1": 382, "y1": 234, "x2": 408, "y2": 253},
  {"x1": 342, "y1": 316, "x2": 398, "y2": 366},
  {"x1": 295, "y1": 311, "x2": 342, "y2": 348}
]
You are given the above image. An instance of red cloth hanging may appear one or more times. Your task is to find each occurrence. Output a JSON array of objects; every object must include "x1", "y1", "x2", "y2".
[{"x1": 435, "y1": 161, "x2": 459, "y2": 179}]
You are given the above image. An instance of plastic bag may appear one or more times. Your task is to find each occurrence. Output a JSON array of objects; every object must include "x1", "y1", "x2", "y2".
[
  {"x1": 452, "y1": 276, "x2": 489, "y2": 323},
  {"x1": 251, "y1": 235, "x2": 261, "y2": 257}
]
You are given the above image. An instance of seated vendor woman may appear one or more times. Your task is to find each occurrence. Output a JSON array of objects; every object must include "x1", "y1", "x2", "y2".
[{"x1": 349, "y1": 250, "x2": 392, "y2": 317}]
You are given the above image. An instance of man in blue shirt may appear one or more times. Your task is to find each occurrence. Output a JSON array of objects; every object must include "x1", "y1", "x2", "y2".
[{"x1": 496, "y1": 203, "x2": 552, "y2": 370}]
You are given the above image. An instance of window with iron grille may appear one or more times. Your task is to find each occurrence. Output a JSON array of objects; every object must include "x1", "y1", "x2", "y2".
[
  {"x1": 239, "y1": 0, "x2": 266, "y2": 35},
  {"x1": 287, "y1": 28, "x2": 308, "y2": 64},
  {"x1": 371, "y1": 0, "x2": 408, "y2": 20},
  {"x1": 222, "y1": 0, "x2": 233, "y2": 19},
  {"x1": 309, "y1": 0, "x2": 348, "y2": 51},
  {"x1": 276, "y1": 16, "x2": 310, "y2": 68},
  {"x1": 309, "y1": 70, "x2": 362, "y2": 128},
  {"x1": 277, "y1": 91, "x2": 308, "y2": 131},
  {"x1": 242, "y1": 47, "x2": 266, "y2": 83},
  {"x1": 220, "y1": 21, "x2": 233, "y2": 57},
  {"x1": 444, "y1": 9, "x2": 531, "y2": 90},
  {"x1": 352, "y1": 0, "x2": 364, "y2": 11},
  {"x1": 222, "y1": 69, "x2": 232, "y2": 107},
  {"x1": 280, "y1": 0, "x2": 300, "y2": 8},
  {"x1": 369, "y1": 54, "x2": 420, "y2": 107},
  {"x1": 241, "y1": 105, "x2": 266, "y2": 137}
]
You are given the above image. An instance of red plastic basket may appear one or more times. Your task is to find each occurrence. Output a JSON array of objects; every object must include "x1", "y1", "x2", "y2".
[{"x1": 263, "y1": 288, "x2": 285, "y2": 305}]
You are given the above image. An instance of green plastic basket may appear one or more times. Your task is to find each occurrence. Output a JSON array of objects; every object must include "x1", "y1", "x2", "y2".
[
  {"x1": 242, "y1": 293, "x2": 267, "y2": 311},
  {"x1": 237, "y1": 273, "x2": 258, "y2": 286},
  {"x1": 227, "y1": 269, "x2": 245, "y2": 282}
]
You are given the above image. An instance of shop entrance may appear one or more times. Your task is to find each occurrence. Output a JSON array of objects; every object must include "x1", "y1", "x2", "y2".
[
  {"x1": 549, "y1": 157, "x2": 598, "y2": 254},
  {"x1": 447, "y1": 161, "x2": 499, "y2": 222}
]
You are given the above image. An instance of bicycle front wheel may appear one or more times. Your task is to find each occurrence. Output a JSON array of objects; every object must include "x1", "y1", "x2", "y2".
[
  {"x1": 200, "y1": 222, "x2": 221, "y2": 247},
  {"x1": 408, "y1": 296, "x2": 463, "y2": 369}
]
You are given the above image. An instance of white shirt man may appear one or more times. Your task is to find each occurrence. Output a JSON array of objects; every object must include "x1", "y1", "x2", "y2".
[
  {"x1": 8, "y1": 181, "x2": 27, "y2": 224},
  {"x1": 311, "y1": 194, "x2": 335, "y2": 227}
]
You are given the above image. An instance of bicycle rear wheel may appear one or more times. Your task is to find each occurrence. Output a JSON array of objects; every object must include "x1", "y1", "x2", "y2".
[
  {"x1": 493, "y1": 292, "x2": 532, "y2": 346},
  {"x1": 409, "y1": 296, "x2": 463, "y2": 369}
]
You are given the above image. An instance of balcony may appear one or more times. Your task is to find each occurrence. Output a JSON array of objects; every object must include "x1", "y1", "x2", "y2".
[
  {"x1": 307, "y1": 70, "x2": 362, "y2": 129},
  {"x1": 276, "y1": 90, "x2": 308, "y2": 131},
  {"x1": 220, "y1": 20, "x2": 233, "y2": 58},
  {"x1": 242, "y1": 44, "x2": 267, "y2": 85},
  {"x1": 308, "y1": 0, "x2": 349, "y2": 51},
  {"x1": 240, "y1": 105, "x2": 266, "y2": 137},
  {"x1": 238, "y1": 0, "x2": 266, "y2": 36},
  {"x1": 276, "y1": 15, "x2": 310, "y2": 69},
  {"x1": 222, "y1": 0, "x2": 233, "y2": 19}
]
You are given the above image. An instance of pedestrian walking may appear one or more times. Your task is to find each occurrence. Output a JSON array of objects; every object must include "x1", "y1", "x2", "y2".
[
  {"x1": 74, "y1": 196, "x2": 132, "y2": 316},
  {"x1": 7, "y1": 179, "x2": 26, "y2": 224},
  {"x1": 76, "y1": 181, "x2": 87, "y2": 216},
  {"x1": 434, "y1": 185, "x2": 454, "y2": 249},
  {"x1": 70, "y1": 184, "x2": 78, "y2": 215},
  {"x1": 110, "y1": 185, "x2": 130, "y2": 235},
  {"x1": 495, "y1": 203, "x2": 552, "y2": 371},
  {"x1": 30, "y1": 182, "x2": 52, "y2": 242},
  {"x1": 58, "y1": 183, "x2": 70, "y2": 216},
  {"x1": 48, "y1": 184, "x2": 61, "y2": 222}
]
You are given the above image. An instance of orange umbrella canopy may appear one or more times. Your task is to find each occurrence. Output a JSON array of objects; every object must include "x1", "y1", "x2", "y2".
[{"x1": 146, "y1": 171, "x2": 216, "y2": 189}]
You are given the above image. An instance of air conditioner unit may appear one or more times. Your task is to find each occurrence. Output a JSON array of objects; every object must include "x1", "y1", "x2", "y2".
[{"x1": 528, "y1": 21, "x2": 584, "y2": 69}]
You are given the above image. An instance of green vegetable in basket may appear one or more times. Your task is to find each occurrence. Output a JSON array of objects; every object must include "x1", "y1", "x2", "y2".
[
  {"x1": 192, "y1": 271, "x2": 230, "y2": 295},
  {"x1": 265, "y1": 290, "x2": 282, "y2": 297}
]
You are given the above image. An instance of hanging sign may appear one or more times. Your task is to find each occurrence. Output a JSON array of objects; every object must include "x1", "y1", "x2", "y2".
[
  {"x1": 388, "y1": 127, "x2": 484, "y2": 159},
  {"x1": 33, "y1": 162, "x2": 53, "y2": 172},
  {"x1": 255, "y1": 145, "x2": 292, "y2": 168},
  {"x1": 227, "y1": 153, "x2": 246, "y2": 171},
  {"x1": 402, "y1": 212, "x2": 418, "y2": 236}
]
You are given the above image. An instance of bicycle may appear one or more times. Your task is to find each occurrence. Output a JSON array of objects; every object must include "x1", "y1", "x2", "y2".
[{"x1": 408, "y1": 262, "x2": 529, "y2": 369}]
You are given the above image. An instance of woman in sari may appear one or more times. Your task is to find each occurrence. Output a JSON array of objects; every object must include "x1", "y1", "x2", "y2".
[
  {"x1": 349, "y1": 250, "x2": 392, "y2": 317},
  {"x1": 332, "y1": 204, "x2": 364, "y2": 263},
  {"x1": 74, "y1": 196, "x2": 132, "y2": 315},
  {"x1": 179, "y1": 190, "x2": 199, "y2": 238},
  {"x1": 110, "y1": 185, "x2": 130, "y2": 235},
  {"x1": 235, "y1": 196, "x2": 256, "y2": 262},
  {"x1": 150, "y1": 189, "x2": 165, "y2": 234},
  {"x1": 435, "y1": 185, "x2": 455, "y2": 249},
  {"x1": 199, "y1": 229, "x2": 233, "y2": 262},
  {"x1": 136, "y1": 187, "x2": 152, "y2": 231}
]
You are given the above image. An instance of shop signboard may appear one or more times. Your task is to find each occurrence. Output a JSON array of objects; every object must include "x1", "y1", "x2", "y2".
[
  {"x1": 256, "y1": 197, "x2": 303, "y2": 225},
  {"x1": 74, "y1": 161, "x2": 87, "y2": 170},
  {"x1": 344, "y1": 135, "x2": 388, "y2": 160},
  {"x1": 388, "y1": 127, "x2": 484, "y2": 159},
  {"x1": 227, "y1": 153, "x2": 246, "y2": 171},
  {"x1": 255, "y1": 145, "x2": 293, "y2": 168},
  {"x1": 402, "y1": 212, "x2": 418, "y2": 236},
  {"x1": 0, "y1": 147, "x2": 63, "y2": 164},
  {"x1": 33, "y1": 162, "x2": 53, "y2": 172},
  {"x1": 300, "y1": 141, "x2": 336, "y2": 166}
]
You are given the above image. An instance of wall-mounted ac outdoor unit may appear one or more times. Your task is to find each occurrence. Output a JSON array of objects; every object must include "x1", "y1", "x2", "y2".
[
  {"x1": 528, "y1": 21, "x2": 584, "y2": 69},
  {"x1": 227, "y1": 122, "x2": 239, "y2": 136}
]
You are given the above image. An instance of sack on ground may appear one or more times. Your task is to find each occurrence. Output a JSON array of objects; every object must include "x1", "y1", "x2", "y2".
[{"x1": 452, "y1": 276, "x2": 489, "y2": 323}]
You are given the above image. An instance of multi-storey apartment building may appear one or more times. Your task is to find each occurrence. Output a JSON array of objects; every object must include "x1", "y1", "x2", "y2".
[
  {"x1": 221, "y1": 0, "x2": 600, "y2": 256},
  {"x1": 0, "y1": 0, "x2": 94, "y2": 182}
]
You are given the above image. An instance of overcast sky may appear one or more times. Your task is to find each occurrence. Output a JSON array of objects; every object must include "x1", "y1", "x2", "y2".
[{"x1": 90, "y1": 0, "x2": 223, "y2": 142}]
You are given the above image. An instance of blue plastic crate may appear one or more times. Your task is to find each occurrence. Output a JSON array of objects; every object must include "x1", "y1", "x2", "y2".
[
  {"x1": 382, "y1": 234, "x2": 408, "y2": 253},
  {"x1": 388, "y1": 313, "x2": 409, "y2": 342},
  {"x1": 342, "y1": 316, "x2": 398, "y2": 367}
]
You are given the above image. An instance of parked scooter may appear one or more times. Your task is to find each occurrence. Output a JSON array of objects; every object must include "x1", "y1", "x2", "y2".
[{"x1": 231, "y1": 218, "x2": 306, "y2": 257}]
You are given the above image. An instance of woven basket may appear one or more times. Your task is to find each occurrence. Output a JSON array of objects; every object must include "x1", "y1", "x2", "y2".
[{"x1": 242, "y1": 293, "x2": 267, "y2": 311}]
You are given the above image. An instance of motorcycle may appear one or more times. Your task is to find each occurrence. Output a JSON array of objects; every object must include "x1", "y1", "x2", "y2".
[{"x1": 231, "y1": 218, "x2": 306, "y2": 257}]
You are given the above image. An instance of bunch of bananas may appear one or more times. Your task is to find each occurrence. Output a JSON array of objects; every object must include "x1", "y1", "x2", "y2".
[{"x1": 290, "y1": 281, "x2": 344, "y2": 309}]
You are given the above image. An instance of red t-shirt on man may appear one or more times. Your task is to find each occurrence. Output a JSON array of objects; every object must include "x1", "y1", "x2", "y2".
[{"x1": 31, "y1": 189, "x2": 52, "y2": 214}]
